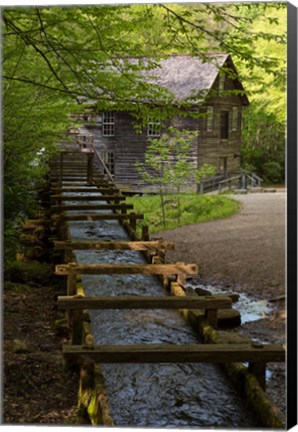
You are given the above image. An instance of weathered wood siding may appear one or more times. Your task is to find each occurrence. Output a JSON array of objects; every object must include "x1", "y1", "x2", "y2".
[
  {"x1": 83, "y1": 112, "x2": 199, "y2": 192},
  {"x1": 198, "y1": 73, "x2": 243, "y2": 176},
  {"x1": 80, "y1": 66, "x2": 245, "y2": 191}
]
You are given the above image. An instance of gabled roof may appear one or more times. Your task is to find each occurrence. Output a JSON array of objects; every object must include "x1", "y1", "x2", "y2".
[{"x1": 142, "y1": 53, "x2": 249, "y2": 106}]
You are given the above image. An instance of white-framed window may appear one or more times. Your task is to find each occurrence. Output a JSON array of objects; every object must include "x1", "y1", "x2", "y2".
[
  {"x1": 206, "y1": 106, "x2": 214, "y2": 132},
  {"x1": 147, "y1": 117, "x2": 161, "y2": 137},
  {"x1": 219, "y1": 72, "x2": 225, "y2": 91},
  {"x1": 102, "y1": 112, "x2": 115, "y2": 137},
  {"x1": 232, "y1": 107, "x2": 238, "y2": 131}
]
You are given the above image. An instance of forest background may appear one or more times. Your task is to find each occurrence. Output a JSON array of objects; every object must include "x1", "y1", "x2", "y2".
[{"x1": 2, "y1": 2, "x2": 287, "y2": 262}]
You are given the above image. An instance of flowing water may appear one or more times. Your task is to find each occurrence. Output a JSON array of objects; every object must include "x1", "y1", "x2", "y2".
[{"x1": 63, "y1": 186, "x2": 258, "y2": 428}]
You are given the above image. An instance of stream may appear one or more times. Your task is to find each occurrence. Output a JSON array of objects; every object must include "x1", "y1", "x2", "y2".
[{"x1": 63, "y1": 186, "x2": 258, "y2": 428}]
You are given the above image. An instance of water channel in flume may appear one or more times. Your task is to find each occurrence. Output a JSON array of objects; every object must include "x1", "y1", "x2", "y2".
[{"x1": 63, "y1": 186, "x2": 258, "y2": 428}]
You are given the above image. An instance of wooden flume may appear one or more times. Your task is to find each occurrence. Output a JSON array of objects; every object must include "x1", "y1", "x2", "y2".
[{"x1": 50, "y1": 149, "x2": 286, "y2": 427}]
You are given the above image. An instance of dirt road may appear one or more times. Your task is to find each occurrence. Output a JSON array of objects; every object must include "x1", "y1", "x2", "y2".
[{"x1": 154, "y1": 192, "x2": 286, "y2": 300}]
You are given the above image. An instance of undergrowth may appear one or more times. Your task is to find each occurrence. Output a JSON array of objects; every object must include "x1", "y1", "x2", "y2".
[{"x1": 126, "y1": 193, "x2": 240, "y2": 234}]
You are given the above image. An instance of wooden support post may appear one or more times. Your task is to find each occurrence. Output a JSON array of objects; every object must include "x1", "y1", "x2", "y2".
[
  {"x1": 176, "y1": 262, "x2": 187, "y2": 288},
  {"x1": 60, "y1": 152, "x2": 63, "y2": 188},
  {"x1": 78, "y1": 359, "x2": 95, "y2": 424},
  {"x1": 129, "y1": 212, "x2": 137, "y2": 231},
  {"x1": 121, "y1": 204, "x2": 127, "y2": 215},
  {"x1": 205, "y1": 309, "x2": 218, "y2": 329},
  {"x1": 67, "y1": 271, "x2": 77, "y2": 296},
  {"x1": 141, "y1": 226, "x2": 150, "y2": 241},
  {"x1": 72, "y1": 310, "x2": 83, "y2": 345},
  {"x1": 248, "y1": 361, "x2": 266, "y2": 390},
  {"x1": 66, "y1": 264, "x2": 77, "y2": 327},
  {"x1": 87, "y1": 153, "x2": 94, "y2": 185}
]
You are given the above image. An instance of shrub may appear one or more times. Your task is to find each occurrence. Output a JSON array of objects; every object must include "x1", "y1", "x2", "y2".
[
  {"x1": 4, "y1": 260, "x2": 53, "y2": 286},
  {"x1": 262, "y1": 161, "x2": 282, "y2": 184}
]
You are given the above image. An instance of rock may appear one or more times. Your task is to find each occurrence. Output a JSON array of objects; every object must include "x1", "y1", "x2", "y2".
[
  {"x1": 54, "y1": 319, "x2": 70, "y2": 338},
  {"x1": 194, "y1": 287, "x2": 212, "y2": 296},
  {"x1": 184, "y1": 286, "x2": 198, "y2": 296},
  {"x1": 226, "y1": 293, "x2": 240, "y2": 303},
  {"x1": 12, "y1": 339, "x2": 31, "y2": 354},
  {"x1": 218, "y1": 309, "x2": 241, "y2": 328}
]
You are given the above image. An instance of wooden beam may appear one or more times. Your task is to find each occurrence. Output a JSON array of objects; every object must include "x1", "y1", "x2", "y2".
[
  {"x1": 63, "y1": 343, "x2": 285, "y2": 364},
  {"x1": 51, "y1": 188, "x2": 120, "y2": 193},
  {"x1": 57, "y1": 295, "x2": 232, "y2": 310},
  {"x1": 59, "y1": 213, "x2": 144, "y2": 222},
  {"x1": 50, "y1": 177, "x2": 87, "y2": 181},
  {"x1": 55, "y1": 263, "x2": 198, "y2": 276},
  {"x1": 50, "y1": 195, "x2": 126, "y2": 201},
  {"x1": 51, "y1": 204, "x2": 134, "y2": 212},
  {"x1": 54, "y1": 240, "x2": 175, "y2": 251}
]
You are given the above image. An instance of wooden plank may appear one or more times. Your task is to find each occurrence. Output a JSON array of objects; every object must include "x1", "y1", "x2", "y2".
[
  {"x1": 63, "y1": 343, "x2": 285, "y2": 364},
  {"x1": 51, "y1": 188, "x2": 120, "y2": 193},
  {"x1": 55, "y1": 263, "x2": 198, "y2": 276},
  {"x1": 51, "y1": 204, "x2": 134, "y2": 212},
  {"x1": 54, "y1": 240, "x2": 175, "y2": 251},
  {"x1": 60, "y1": 213, "x2": 144, "y2": 222},
  {"x1": 50, "y1": 176, "x2": 88, "y2": 181},
  {"x1": 50, "y1": 195, "x2": 126, "y2": 201},
  {"x1": 57, "y1": 295, "x2": 232, "y2": 310}
]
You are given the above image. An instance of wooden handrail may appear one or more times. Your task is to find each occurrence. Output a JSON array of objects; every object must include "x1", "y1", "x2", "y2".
[
  {"x1": 91, "y1": 144, "x2": 117, "y2": 186},
  {"x1": 218, "y1": 175, "x2": 242, "y2": 186}
]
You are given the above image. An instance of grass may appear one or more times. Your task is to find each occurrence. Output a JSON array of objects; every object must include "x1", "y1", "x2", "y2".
[{"x1": 126, "y1": 193, "x2": 241, "y2": 234}]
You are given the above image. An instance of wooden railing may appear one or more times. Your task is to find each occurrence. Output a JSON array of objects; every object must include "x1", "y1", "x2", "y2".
[{"x1": 199, "y1": 174, "x2": 224, "y2": 193}]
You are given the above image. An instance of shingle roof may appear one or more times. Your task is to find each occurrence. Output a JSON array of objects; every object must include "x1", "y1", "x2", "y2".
[
  {"x1": 149, "y1": 54, "x2": 228, "y2": 100},
  {"x1": 141, "y1": 53, "x2": 248, "y2": 105}
]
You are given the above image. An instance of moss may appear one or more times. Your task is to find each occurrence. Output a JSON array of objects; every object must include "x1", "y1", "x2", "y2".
[
  {"x1": 4, "y1": 260, "x2": 53, "y2": 286},
  {"x1": 4, "y1": 281, "x2": 34, "y2": 293}
]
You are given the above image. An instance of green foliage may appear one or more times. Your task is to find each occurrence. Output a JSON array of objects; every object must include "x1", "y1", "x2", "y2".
[
  {"x1": 231, "y1": 4, "x2": 286, "y2": 183},
  {"x1": 2, "y1": 3, "x2": 287, "y2": 259},
  {"x1": 195, "y1": 164, "x2": 217, "y2": 185},
  {"x1": 4, "y1": 260, "x2": 53, "y2": 286},
  {"x1": 262, "y1": 161, "x2": 283, "y2": 184},
  {"x1": 135, "y1": 127, "x2": 199, "y2": 226},
  {"x1": 241, "y1": 103, "x2": 285, "y2": 182},
  {"x1": 126, "y1": 194, "x2": 240, "y2": 233}
]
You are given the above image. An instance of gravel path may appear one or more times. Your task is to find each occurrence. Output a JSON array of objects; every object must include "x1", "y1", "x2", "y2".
[{"x1": 154, "y1": 192, "x2": 286, "y2": 300}]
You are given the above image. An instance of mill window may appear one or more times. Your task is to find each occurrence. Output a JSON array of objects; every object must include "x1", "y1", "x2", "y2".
[
  {"x1": 206, "y1": 106, "x2": 214, "y2": 132},
  {"x1": 220, "y1": 111, "x2": 229, "y2": 140},
  {"x1": 147, "y1": 117, "x2": 161, "y2": 137},
  {"x1": 102, "y1": 112, "x2": 115, "y2": 137}
]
